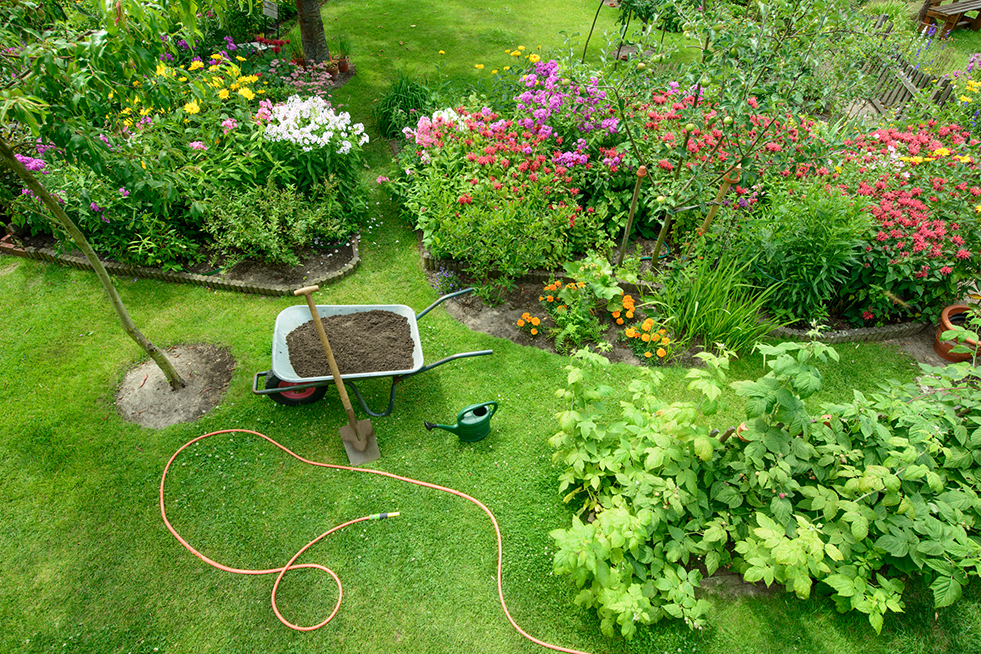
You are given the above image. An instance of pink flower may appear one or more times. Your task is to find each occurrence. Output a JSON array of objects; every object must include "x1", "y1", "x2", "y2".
[
  {"x1": 862, "y1": 309, "x2": 874, "y2": 321},
  {"x1": 376, "y1": 175, "x2": 390, "y2": 184},
  {"x1": 221, "y1": 118, "x2": 238, "y2": 134},
  {"x1": 940, "y1": 265, "x2": 953, "y2": 275},
  {"x1": 188, "y1": 141, "x2": 208, "y2": 151}
]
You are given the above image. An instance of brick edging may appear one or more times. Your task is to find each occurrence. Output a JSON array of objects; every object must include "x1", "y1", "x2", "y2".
[
  {"x1": 415, "y1": 231, "x2": 931, "y2": 344},
  {"x1": 0, "y1": 233, "x2": 360, "y2": 295}
]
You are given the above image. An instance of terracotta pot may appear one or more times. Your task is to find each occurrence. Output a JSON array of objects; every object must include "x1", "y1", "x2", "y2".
[
  {"x1": 933, "y1": 304, "x2": 980, "y2": 362},
  {"x1": 326, "y1": 64, "x2": 339, "y2": 79},
  {"x1": 337, "y1": 57, "x2": 350, "y2": 73}
]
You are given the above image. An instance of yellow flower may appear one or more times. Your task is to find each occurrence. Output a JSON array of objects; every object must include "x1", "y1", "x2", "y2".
[
  {"x1": 156, "y1": 63, "x2": 168, "y2": 76},
  {"x1": 218, "y1": 89, "x2": 230, "y2": 99},
  {"x1": 183, "y1": 100, "x2": 200, "y2": 114},
  {"x1": 236, "y1": 56, "x2": 246, "y2": 61},
  {"x1": 517, "y1": 45, "x2": 525, "y2": 51},
  {"x1": 511, "y1": 51, "x2": 521, "y2": 57},
  {"x1": 933, "y1": 147, "x2": 951, "y2": 157},
  {"x1": 123, "y1": 118, "x2": 133, "y2": 127},
  {"x1": 208, "y1": 65, "x2": 220, "y2": 72},
  {"x1": 188, "y1": 61, "x2": 204, "y2": 71},
  {"x1": 231, "y1": 83, "x2": 239, "y2": 91},
  {"x1": 141, "y1": 160, "x2": 146, "y2": 169},
  {"x1": 960, "y1": 95, "x2": 973, "y2": 103},
  {"x1": 475, "y1": 64, "x2": 484, "y2": 69},
  {"x1": 139, "y1": 108, "x2": 151, "y2": 116},
  {"x1": 505, "y1": 49, "x2": 511, "y2": 54},
  {"x1": 238, "y1": 87, "x2": 255, "y2": 100},
  {"x1": 210, "y1": 53, "x2": 223, "y2": 60},
  {"x1": 179, "y1": 76, "x2": 188, "y2": 82},
  {"x1": 491, "y1": 69, "x2": 498, "y2": 74},
  {"x1": 120, "y1": 107, "x2": 132, "y2": 116},
  {"x1": 503, "y1": 66, "x2": 510, "y2": 71},
  {"x1": 212, "y1": 76, "x2": 223, "y2": 87},
  {"x1": 528, "y1": 53, "x2": 540, "y2": 63},
  {"x1": 439, "y1": 50, "x2": 445, "y2": 55},
  {"x1": 132, "y1": 80, "x2": 142, "y2": 87}
]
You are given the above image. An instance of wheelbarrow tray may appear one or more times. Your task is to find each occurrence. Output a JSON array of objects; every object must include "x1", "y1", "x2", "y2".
[{"x1": 270, "y1": 303, "x2": 424, "y2": 384}]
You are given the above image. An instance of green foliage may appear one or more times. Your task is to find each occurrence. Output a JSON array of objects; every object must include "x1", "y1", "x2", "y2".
[
  {"x1": 550, "y1": 342, "x2": 981, "y2": 638},
  {"x1": 738, "y1": 182, "x2": 871, "y2": 324},
  {"x1": 202, "y1": 178, "x2": 357, "y2": 266},
  {"x1": 372, "y1": 72, "x2": 437, "y2": 140},
  {"x1": 653, "y1": 253, "x2": 784, "y2": 353}
]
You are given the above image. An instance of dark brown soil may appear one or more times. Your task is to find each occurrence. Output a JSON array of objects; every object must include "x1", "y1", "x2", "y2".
[
  {"x1": 286, "y1": 309, "x2": 415, "y2": 377},
  {"x1": 12, "y1": 231, "x2": 357, "y2": 289}
]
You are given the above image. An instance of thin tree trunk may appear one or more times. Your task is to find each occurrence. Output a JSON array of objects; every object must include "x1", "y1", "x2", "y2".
[
  {"x1": 0, "y1": 137, "x2": 186, "y2": 390},
  {"x1": 295, "y1": 0, "x2": 331, "y2": 64}
]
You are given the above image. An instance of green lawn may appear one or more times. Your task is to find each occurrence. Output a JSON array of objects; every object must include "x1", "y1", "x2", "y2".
[{"x1": 2, "y1": 1, "x2": 981, "y2": 652}]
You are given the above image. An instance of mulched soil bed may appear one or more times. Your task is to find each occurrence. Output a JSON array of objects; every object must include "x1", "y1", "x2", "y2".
[{"x1": 286, "y1": 309, "x2": 414, "y2": 377}]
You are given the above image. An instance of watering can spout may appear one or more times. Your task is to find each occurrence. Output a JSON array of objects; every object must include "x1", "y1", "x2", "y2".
[{"x1": 424, "y1": 401, "x2": 498, "y2": 442}]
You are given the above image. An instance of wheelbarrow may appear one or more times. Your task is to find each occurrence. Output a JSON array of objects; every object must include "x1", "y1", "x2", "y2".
[{"x1": 251, "y1": 288, "x2": 492, "y2": 417}]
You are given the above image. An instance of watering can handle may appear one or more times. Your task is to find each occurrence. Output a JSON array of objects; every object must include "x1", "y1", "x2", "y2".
[{"x1": 469, "y1": 401, "x2": 497, "y2": 419}]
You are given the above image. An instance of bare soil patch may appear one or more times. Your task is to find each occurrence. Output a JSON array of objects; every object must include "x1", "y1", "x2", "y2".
[{"x1": 116, "y1": 344, "x2": 235, "y2": 428}]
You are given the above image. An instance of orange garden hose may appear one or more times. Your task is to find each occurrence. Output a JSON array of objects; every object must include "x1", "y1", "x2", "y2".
[{"x1": 160, "y1": 429, "x2": 590, "y2": 654}]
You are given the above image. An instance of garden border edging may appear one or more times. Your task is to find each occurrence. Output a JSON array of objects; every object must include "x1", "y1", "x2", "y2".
[
  {"x1": 416, "y1": 231, "x2": 932, "y2": 345},
  {"x1": 0, "y1": 233, "x2": 360, "y2": 295}
]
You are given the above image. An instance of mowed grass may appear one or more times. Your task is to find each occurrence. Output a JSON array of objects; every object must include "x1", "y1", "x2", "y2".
[{"x1": 3, "y1": 1, "x2": 981, "y2": 653}]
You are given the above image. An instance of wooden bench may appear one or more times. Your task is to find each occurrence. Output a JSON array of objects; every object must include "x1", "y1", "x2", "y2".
[{"x1": 922, "y1": 0, "x2": 981, "y2": 36}]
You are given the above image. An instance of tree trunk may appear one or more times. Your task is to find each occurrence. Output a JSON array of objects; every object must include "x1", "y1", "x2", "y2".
[
  {"x1": 295, "y1": 0, "x2": 331, "y2": 64},
  {"x1": 0, "y1": 137, "x2": 186, "y2": 390}
]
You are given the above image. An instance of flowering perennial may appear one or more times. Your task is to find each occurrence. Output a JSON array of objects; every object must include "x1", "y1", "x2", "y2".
[{"x1": 262, "y1": 95, "x2": 368, "y2": 153}]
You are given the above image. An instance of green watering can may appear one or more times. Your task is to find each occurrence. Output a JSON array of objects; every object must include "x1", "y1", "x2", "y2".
[{"x1": 424, "y1": 401, "x2": 498, "y2": 442}]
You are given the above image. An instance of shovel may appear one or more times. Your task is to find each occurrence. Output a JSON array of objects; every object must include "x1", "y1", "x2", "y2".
[{"x1": 294, "y1": 286, "x2": 380, "y2": 465}]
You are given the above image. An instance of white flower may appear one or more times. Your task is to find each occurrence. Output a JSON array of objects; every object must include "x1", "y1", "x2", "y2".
[{"x1": 262, "y1": 95, "x2": 368, "y2": 154}]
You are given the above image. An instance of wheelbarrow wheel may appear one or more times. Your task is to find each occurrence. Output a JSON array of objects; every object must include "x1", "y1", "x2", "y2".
[{"x1": 265, "y1": 373, "x2": 328, "y2": 406}]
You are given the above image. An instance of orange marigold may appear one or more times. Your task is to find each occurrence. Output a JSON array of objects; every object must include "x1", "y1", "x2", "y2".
[
  {"x1": 644, "y1": 351, "x2": 652, "y2": 358},
  {"x1": 612, "y1": 311, "x2": 621, "y2": 318},
  {"x1": 616, "y1": 318, "x2": 624, "y2": 325},
  {"x1": 546, "y1": 296, "x2": 554, "y2": 302},
  {"x1": 625, "y1": 328, "x2": 636, "y2": 338},
  {"x1": 531, "y1": 317, "x2": 540, "y2": 326},
  {"x1": 641, "y1": 333, "x2": 651, "y2": 342},
  {"x1": 656, "y1": 348, "x2": 667, "y2": 358},
  {"x1": 522, "y1": 312, "x2": 531, "y2": 320},
  {"x1": 661, "y1": 337, "x2": 670, "y2": 345},
  {"x1": 626, "y1": 311, "x2": 634, "y2": 319},
  {"x1": 517, "y1": 319, "x2": 525, "y2": 327},
  {"x1": 530, "y1": 328, "x2": 538, "y2": 335}
]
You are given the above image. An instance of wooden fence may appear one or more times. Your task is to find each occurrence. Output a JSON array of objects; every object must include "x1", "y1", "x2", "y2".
[{"x1": 863, "y1": 14, "x2": 958, "y2": 117}]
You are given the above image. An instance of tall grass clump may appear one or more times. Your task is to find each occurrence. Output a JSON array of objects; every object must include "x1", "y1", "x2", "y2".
[{"x1": 372, "y1": 72, "x2": 438, "y2": 140}]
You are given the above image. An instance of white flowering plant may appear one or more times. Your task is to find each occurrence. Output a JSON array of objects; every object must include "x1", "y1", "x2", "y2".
[{"x1": 257, "y1": 95, "x2": 369, "y2": 195}]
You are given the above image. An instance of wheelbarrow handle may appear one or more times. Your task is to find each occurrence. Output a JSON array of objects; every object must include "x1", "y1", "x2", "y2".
[{"x1": 416, "y1": 287, "x2": 475, "y2": 321}]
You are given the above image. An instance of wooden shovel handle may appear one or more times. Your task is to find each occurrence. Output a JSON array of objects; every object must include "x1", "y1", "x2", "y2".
[{"x1": 294, "y1": 286, "x2": 359, "y2": 427}]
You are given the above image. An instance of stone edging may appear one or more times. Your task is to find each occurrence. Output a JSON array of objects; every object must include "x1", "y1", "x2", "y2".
[
  {"x1": 0, "y1": 233, "x2": 360, "y2": 296},
  {"x1": 416, "y1": 231, "x2": 932, "y2": 344},
  {"x1": 768, "y1": 320, "x2": 929, "y2": 344}
]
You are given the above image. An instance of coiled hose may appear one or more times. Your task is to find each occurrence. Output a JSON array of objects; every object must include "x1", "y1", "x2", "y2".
[{"x1": 160, "y1": 429, "x2": 590, "y2": 653}]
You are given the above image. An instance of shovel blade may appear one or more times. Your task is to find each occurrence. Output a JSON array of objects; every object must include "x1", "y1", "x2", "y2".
[{"x1": 340, "y1": 420, "x2": 379, "y2": 465}]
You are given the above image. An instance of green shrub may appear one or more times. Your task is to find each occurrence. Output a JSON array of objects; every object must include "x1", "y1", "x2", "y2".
[
  {"x1": 550, "y1": 342, "x2": 981, "y2": 637},
  {"x1": 738, "y1": 184, "x2": 870, "y2": 324},
  {"x1": 203, "y1": 178, "x2": 356, "y2": 266}
]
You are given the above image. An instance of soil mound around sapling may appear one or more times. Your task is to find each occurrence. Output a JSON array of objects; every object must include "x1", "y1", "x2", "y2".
[{"x1": 287, "y1": 309, "x2": 414, "y2": 378}]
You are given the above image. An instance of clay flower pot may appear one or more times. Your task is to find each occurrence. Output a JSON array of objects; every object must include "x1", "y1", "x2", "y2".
[
  {"x1": 933, "y1": 304, "x2": 980, "y2": 362},
  {"x1": 337, "y1": 57, "x2": 350, "y2": 73}
]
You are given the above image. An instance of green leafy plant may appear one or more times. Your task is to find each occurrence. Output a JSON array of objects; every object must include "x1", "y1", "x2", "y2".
[
  {"x1": 653, "y1": 252, "x2": 784, "y2": 353},
  {"x1": 738, "y1": 181, "x2": 871, "y2": 324},
  {"x1": 203, "y1": 177, "x2": 356, "y2": 266},
  {"x1": 549, "y1": 342, "x2": 981, "y2": 638},
  {"x1": 372, "y1": 72, "x2": 437, "y2": 140}
]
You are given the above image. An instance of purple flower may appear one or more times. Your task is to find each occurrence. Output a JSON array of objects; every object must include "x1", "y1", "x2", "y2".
[
  {"x1": 119, "y1": 187, "x2": 129, "y2": 197},
  {"x1": 90, "y1": 202, "x2": 103, "y2": 212},
  {"x1": 14, "y1": 153, "x2": 47, "y2": 173}
]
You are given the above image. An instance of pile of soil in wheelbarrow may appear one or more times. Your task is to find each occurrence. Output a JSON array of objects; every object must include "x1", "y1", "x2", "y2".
[{"x1": 287, "y1": 309, "x2": 414, "y2": 378}]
